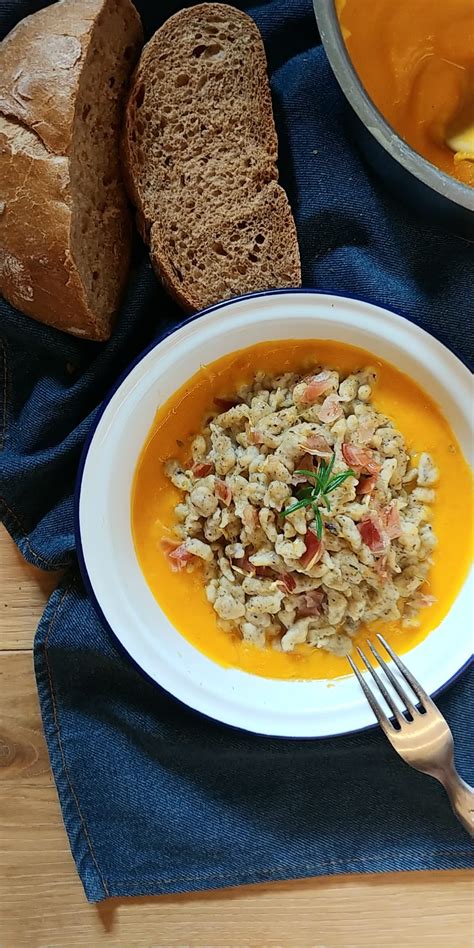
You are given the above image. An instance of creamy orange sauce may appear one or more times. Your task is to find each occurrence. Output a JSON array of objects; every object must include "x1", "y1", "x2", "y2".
[
  {"x1": 132, "y1": 340, "x2": 473, "y2": 680},
  {"x1": 337, "y1": 0, "x2": 474, "y2": 187}
]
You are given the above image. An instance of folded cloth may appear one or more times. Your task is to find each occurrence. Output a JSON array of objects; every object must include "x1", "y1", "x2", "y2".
[{"x1": 1, "y1": 0, "x2": 473, "y2": 903}]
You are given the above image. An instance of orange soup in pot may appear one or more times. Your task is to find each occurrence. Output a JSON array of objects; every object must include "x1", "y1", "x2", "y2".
[{"x1": 337, "y1": 0, "x2": 474, "y2": 187}]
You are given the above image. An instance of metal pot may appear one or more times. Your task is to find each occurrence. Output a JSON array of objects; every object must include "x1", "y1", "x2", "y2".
[{"x1": 313, "y1": 0, "x2": 474, "y2": 240}]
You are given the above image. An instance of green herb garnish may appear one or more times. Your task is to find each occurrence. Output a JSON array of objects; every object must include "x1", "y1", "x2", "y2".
[{"x1": 281, "y1": 454, "x2": 356, "y2": 540}]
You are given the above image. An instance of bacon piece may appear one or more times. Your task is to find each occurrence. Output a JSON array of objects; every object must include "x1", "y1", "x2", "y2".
[
  {"x1": 301, "y1": 433, "x2": 332, "y2": 458},
  {"x1": 242, "y1": 504, "x2": 259, "y2": 530},
  {"x1": 161, "y1": 540, "x2": 194, "y2": 572},
  {"x1": 356, "y1": 474, "x2": 377, "y2": 496},
  {"x1": 317, "y1": 394, "x2": 343, "y2": 423},
  {"x1": 277, "y1": 572, "x2": 297, "y2": 593},
  {"x1": 215, "y1": 479, "x2": 232, "y2": 506},
  {"x1": 299, "y1": 371, "x2": 333, "y2": 405},
  {"x1": 255, "y1": 566, "x2": 275, "y2": 579},
  {"x1": 234, "y1": 553, "x2": 256, "y2": 575},
  {"x1": 249, "y1": 429, "x2": 265, "y2": 445},
  {"x1": 292, "y1": 453, "x2": 314, "y2": 484},
  {"x1": 214, "y1": 396, "x2": 240, "y2": 411},
  {"x1": 364, "y1": 456, "x2": 381, "y2": 475},
  {"x1": 357, "y1": 516, "x2": 386, "y2": 554},
  {"x1": 342, "y1": 443, "x2": 381, "y2": 475},
  {"x1": 296, "y1": 588, "x2": 324, "y2": 618},
  {"x1": 299, "y1": 530, "x2": 324, "y2": 569},
  {"x1": 161, "y1": 538, "x2": 179, "y2": 555},
  {"x1": 383, "y1": 502, "x2": 402, "y2": 539},
  {"x1": 191, "y1": 461, "x2": 214, "y2": 478}
]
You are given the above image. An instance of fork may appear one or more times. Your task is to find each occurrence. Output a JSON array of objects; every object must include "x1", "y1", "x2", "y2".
[{"x1": 348, "y1": 633, "x2": 474, "y2": 836}]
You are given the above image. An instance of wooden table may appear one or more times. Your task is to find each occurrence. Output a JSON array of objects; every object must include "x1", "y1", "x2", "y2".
[{"x1": 1, "y1": 526, "x2": 472, "y2": 947}]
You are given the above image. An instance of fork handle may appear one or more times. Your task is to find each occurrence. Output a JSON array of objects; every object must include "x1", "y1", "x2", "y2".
[{"x1": 441, "y1": 767, "x2": 474, "y2": 837}]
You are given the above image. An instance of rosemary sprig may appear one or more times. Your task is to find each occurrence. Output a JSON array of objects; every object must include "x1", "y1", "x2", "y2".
[{"x1": 281, "y1": 455, "x2": 356, "y2": 540}]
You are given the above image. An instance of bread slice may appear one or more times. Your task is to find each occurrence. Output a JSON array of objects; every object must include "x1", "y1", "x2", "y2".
[
  {"x1": 0, "y1": 0, "x2": 143, "y2": 340},
  {"x1": 123, "y1": 3, "x2": 301, "y2": 312}
]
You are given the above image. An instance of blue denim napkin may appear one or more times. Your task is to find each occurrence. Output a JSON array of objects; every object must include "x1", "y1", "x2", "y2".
[{"x1": 1, "y1": 0, "x2": 473, "y2": 903}]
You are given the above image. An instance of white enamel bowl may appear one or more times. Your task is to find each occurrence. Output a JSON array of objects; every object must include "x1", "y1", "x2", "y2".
[{"x1": 77, "y1": 291, "x2": 473, "y2": 738}]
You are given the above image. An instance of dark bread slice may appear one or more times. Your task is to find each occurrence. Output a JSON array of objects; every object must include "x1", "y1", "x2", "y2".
[
  {"x1": 150, "y1": 182, "x2": 300, "y2": 312},
  {"x1": 0, "y1": 0, "x2": 143, "y2": 340},
  {"x1": 123, "y1": 3, "x2": 301, "y2": 312}
]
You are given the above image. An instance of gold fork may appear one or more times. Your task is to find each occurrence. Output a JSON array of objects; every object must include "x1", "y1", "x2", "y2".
[{"x1": 348, "y1": 634, "x2": 474, "y2": 836}]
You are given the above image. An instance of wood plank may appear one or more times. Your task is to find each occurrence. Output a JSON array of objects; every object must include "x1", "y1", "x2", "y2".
[
  {"x1": 0, "y1": 526, "x2": 60, "y2": 650},
  {"x1": 0, "y1": 649, "x2": 473, "y2": 948}
]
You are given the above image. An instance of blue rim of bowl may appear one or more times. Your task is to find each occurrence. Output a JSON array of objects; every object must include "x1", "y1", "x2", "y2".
[{"x1": 74, "y1": 288, "x2": 473, "y2": 739}]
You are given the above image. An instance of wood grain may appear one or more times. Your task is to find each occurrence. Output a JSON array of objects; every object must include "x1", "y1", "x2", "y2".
[
  {"x1": 0, "y1": 526, "x2": 473, "y2": 948},
  {"x1": 0, "y1": 527, "x2": 60, "y2": 649}
]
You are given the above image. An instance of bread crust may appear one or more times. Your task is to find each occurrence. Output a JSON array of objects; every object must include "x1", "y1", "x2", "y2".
[{"x1": 0, "y1": 0, "x2": 143, "y2": 340}]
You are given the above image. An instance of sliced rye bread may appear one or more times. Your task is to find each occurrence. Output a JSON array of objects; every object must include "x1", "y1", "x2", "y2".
[
  {"x1": 0, "y1": 0, "x2": 143, "y2": 340},
  {"x1": 123, "y1": 3, "x2": 301, "y2": 312}
]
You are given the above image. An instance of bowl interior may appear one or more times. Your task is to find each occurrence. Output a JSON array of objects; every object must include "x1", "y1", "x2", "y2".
[{"x1": 77, "y1": 291, "x2": 473, "y2": 737}]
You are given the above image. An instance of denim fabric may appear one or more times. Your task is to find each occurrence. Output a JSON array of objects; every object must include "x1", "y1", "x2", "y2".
[{"x1": 1, "y1": 0, "x2": 473, "y2": 904}]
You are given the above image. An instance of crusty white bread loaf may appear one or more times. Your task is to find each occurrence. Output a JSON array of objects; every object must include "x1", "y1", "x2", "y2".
[
  {"x1": 0, "y1": 0, "x2": 143, "y2": 340},
  {"x1": 123, "y1": 3, "x2": 301, "y2": 312}
]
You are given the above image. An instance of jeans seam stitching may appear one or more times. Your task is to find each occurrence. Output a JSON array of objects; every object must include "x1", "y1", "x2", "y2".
[
  {"x1": 110, "y1": 848, "x2": 473, "y2": 887},
  {"x1": 43, "y1": 581, "x2": 109, "y2": 898},
  {"x1": 0, "y1": 337, "x2": 7, "y2": 451},
  {"x1": 0, "y1": 496, "x2": 71, "y2": 570}
]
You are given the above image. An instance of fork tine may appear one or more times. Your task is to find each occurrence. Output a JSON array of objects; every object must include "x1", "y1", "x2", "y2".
[
  {"x1": 356, "y1": 647, "x2": 403, "y2": 725},
  {"x1": 347, "y1": 654, "x2": 393, "y2": 732},
  {"x1": 367, "y1": 640, "x2": 418, "y2": 717},
  {"x1": 376, "y1": 633, "x2": 431, "y2": 709}
]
